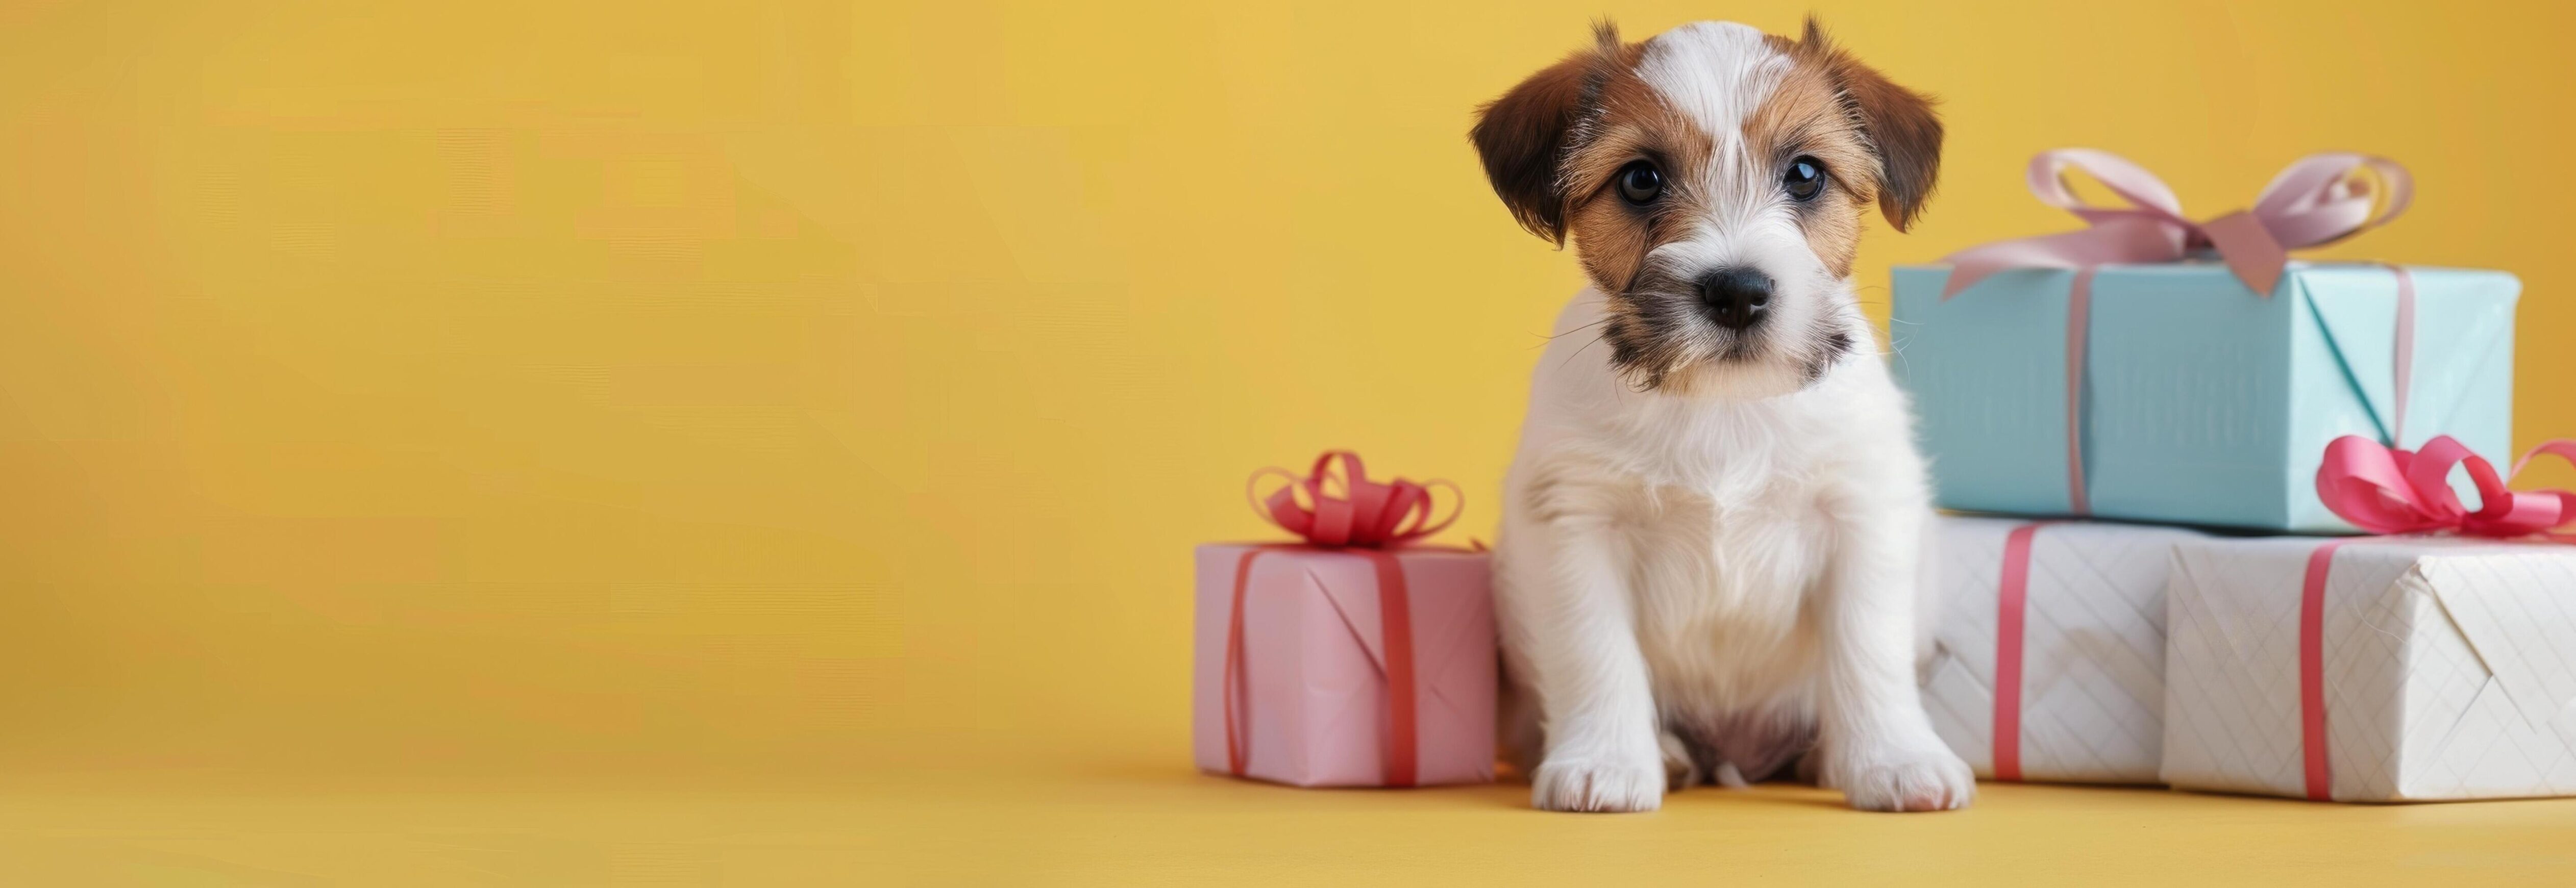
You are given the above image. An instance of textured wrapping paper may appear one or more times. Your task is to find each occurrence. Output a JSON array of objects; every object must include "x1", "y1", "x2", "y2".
[
  {"x1": 1191, "y1": 543, "x2": 1494, "y2": 787},
  {"x1": 1920, "y1": 517, "x2": 2206, "y2": 784},
  {"x1": 2163, "y1": 537, "x2": 2576, "y2": 801},
  {"x1": 1891, "y1": 262, "x2": 2518, "y2": 531}
]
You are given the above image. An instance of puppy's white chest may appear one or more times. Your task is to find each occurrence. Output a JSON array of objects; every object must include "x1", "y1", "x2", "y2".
[{"x1": 1617, "y1": 473, "x2": 1832, "y2": 703}]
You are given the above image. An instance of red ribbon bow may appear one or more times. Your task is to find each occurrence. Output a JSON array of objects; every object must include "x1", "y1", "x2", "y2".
[
  {"x1": 1222, "y1": 452, "x2": 1466, "y2": 786},
  {"x1": 1247, "y1": 451, "x2": 1459, "y2": 548},
  {"x1": 2315, "y1": 435, "x2": 2576, "y2": 538}
]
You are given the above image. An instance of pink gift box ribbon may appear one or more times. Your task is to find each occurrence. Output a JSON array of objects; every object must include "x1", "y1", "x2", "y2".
[{"x1": 1224, "y1": 452, "x2": 1473, "y2": 787}]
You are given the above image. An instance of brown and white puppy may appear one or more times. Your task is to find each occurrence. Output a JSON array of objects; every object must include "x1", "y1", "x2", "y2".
[{"x1": 1474, "y1": 19, "x2": 1968, "y2": 813}]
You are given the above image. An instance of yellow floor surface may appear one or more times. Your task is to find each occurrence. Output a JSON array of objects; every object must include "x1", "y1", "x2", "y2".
[{"x1": 6, "y1": 766, "x2": 2573, "y2": 885}]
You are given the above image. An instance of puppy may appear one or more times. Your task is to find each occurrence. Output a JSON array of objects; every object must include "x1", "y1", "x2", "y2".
[{"x1": 1471, "y1": 19, "x2": 1970, "y2": 813}]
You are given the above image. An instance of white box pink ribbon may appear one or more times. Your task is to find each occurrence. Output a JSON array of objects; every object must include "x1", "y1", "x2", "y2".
[
  {"x1": 2160, "y1": 435, "x2": 2576, "y2": 801},
  {"x1": 1920, "y1": 517, "x2": 2206, "y2": 784},
  {"x1": 2163, "y1": 536, "x2": 2576, "y2": 800}
]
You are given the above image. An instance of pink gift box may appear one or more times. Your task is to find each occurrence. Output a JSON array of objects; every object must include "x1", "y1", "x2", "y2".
[{"x1": 1192, "y1": 543, "x2": 1496, "y2": 787}]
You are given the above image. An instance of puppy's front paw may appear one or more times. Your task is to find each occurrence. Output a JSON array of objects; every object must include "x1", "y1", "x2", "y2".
[
  {"x1": 1822, "y1": 742, "x2": 1974, "y2": 813},
  {"x1": 1531, "y1": 751, "x2": 1665, "y2": 813}
]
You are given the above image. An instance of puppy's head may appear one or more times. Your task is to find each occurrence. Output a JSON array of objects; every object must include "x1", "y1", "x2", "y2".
[{"x1": 1472, "y1": 18, "x2": 1940, "y2": 396}]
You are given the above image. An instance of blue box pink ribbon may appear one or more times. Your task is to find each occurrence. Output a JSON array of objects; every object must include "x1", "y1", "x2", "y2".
[{"x1": 1892, "y1": 150, "x2": 2518, "y2": 531}]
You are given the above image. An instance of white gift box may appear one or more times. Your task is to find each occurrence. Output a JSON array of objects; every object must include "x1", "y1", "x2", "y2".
[
  {"x1": 2162, "y1": 536, "x2": 2576, "y2": 801},
  {"x1": 1919, "y1": 517, "x2": 2207, "y2": 784}
]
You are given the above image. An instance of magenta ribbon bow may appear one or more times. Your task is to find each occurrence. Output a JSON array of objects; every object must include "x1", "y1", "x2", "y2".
[
  {"x1": 1246, "y1": 451, "x2": 1459, "y2": 548},
  {"x1": 2316, "y1": 435, "x2": 2576, "y2": 538},
  {"x1": 1942, "y1": 149, "x2": 2413, "y2": 298}
]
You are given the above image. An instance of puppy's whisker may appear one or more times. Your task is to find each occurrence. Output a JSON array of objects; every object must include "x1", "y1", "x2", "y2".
[
  {"x1": 1533, "y1": 317, "x2": 1614, "y2": 348},
  {"x1": 1561, "y1": 330, "x2": 1608, "y2": 369}
]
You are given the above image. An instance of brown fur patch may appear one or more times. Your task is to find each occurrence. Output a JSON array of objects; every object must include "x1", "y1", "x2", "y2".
[
  {"x1": 1742, "y1": 60, "x2": 1878, "y2": 277},
  {"x1": 1469, "y1": 22, "x2": 1634, "y2": 244},
  {"x1": 1789, "y1": 18, "x2": 1943, "y2": 232},
  {"x1": 1555, "y1": 49, "x2": 1699, "y2": 298}
]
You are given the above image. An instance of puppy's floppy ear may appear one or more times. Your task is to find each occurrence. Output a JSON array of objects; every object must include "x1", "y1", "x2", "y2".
[
  {"x1": 1471, "y1": 22, "x2": 1621, "y2": 245},
  {"x1": 1799, "y1": 17, "x2": 1942, "y2": 232}
]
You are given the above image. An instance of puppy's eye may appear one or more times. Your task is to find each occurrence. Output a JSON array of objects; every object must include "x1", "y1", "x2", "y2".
[
  {"x1": 1616, "y1": 161, "x2": 1663, "y2": 206},
  {"x1": 1784, "y1": 156, "x2": 1825, "y2": 202}
]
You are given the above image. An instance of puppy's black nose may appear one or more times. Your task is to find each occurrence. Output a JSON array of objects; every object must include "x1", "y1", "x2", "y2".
[{"x1": 1696, "y1": 267, "x2": 1773, "y2": 330}]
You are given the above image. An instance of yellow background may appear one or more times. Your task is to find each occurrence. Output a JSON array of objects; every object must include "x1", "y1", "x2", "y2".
[{"x1": 6, "y1": 0, "x2": 2576, "y2": 882}]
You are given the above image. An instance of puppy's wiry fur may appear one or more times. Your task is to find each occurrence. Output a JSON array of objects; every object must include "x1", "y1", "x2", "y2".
[{"x1": 1473, "y1": 19, "x2": 1971, "y2": 813}]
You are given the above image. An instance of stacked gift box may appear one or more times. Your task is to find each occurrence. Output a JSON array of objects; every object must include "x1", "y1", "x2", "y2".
[{"x1": 1896, "y1": 149, "x2": 2576, "y2": 802}]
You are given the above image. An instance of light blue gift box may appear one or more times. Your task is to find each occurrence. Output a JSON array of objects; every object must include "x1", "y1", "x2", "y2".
[{"x1": 1890, "y1": 262, "x2": 2519, "y2": 532}]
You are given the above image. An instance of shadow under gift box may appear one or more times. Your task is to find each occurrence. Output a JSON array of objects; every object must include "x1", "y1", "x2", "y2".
[
  {"x1": 1192, "y1": 544, "x2": 1494, "y2": 787},
  {"x1": 1891, "y1": 263, "x2": 2518, "y2": 532}
]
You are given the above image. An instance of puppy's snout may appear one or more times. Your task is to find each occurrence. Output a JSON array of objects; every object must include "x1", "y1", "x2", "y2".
[{"x1": 1696, "y1": 267, "x2": 1773, "y2": 331}]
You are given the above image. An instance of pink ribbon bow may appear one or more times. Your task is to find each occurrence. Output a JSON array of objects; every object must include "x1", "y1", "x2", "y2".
[
  {"x1": 2298, "y1": 434, "x2": 2576, "y2": 800},
  {"x1": 1943, "y1": 149, "x2": 2413, "y2": 298},
  {"x1": 1246, "y1": 451, "x2": 1459, "y2": 548},
  {"x1": 2315, "y1": 435, "x2": 2576, "y2": 538}
]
